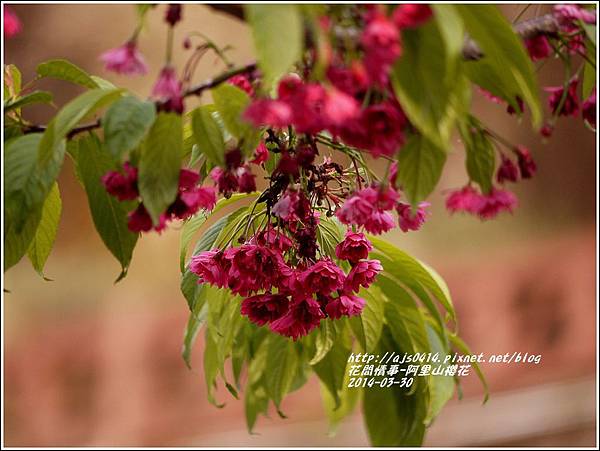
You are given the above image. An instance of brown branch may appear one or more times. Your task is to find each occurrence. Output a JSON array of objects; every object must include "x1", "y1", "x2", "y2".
[
  {"x1": 18, "y1": 61, "x2": 257, "y2": 138},
  {"x1": 204, "y1": 5, "x2": 561, "y2": 61}
]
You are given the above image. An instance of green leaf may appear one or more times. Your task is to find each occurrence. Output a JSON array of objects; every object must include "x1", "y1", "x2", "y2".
[
  {"x1": 424, "y1": 322, "x2": 455, "y2": 424},
  {"x1": 38, "y1": 88, "x2": 122, "y2": 163},
  {"x1": 73, "y1": 134, "x2": 138, "y2": 281},
  {"x1": 204, "y1": 330, "x2": 225, "y2": 407},
  {"x1": 448, "y1": 333, "x2": 489, "y2": 402},
  {"x1": 455, "y1": 5, "x2": 542, "y2": 127},
  {"x1": 359, "y1": 285, "x2": 386, "y2": 352},
  {"x1": 317, "y1": 216, "x2": 345, "y2": 259},
  {"x1": 181, "y1": 298, "x2": 208, "y2": 368},
  {"x1": 265, "y1": 335, "x2": 299, "y2": 411},
  {"x1": 36, "y1": 59, "x2": 99, "y2": 89},
  {"x1": 138, "y1": 112, "x2": 183, "y2": 224},
  {"x1": 320, "y1": 366, "x2": 361, "y2": 435},
  {"x1": 396, "y1": 134, "x2": 447, "y2": 206},
  {"x1": 4, "y1": 133, "x2": 65, "y2": 232},
  {"x1": 27, "y1": 182, "x2": 61, "y2": 277},
  {"x1": 179, "y1": 193, "x2": 257, "y2": 272},
  {"x1": 4, "y1": 91, "x2": 53, "y2": 113},
  {"x1": 192, "y1": 105, "x2": 226, "y2": 166},
  {"x1": 245, "y1": 4, "x2": 303, "y2": 88},
  {"x1": 4, "y1": 64, "x2": 22, "y2": 99},
  {"x1": 313, "y1": 338, "x2": 351, "y2": 409},
  {"x1": 391, "y1": 16, "x2": 464, "y2": 149},
  {"x1": 369, "y1": 235, "x2": 455, "y2": 322},
  {"x1": 309, "y1": 320, "x2": 336, "y2": 365},
  {"x1": 362, "y1": 327, "x2": 427, "y2": 446},
  {"x1": 4, "y1": 205, "x2": 42, "y2": 271},
  {"x1": 211, "y1": 84, "x2": 260, "y2": 154},
  {"x1": 104, "y1": 96, "x2": 156, "y2": 161},
  {"x1": 460, "y1": 118, "x2": 496, "y2": 194}
]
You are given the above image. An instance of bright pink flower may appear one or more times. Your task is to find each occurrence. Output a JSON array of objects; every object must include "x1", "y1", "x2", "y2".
[
  {"x1": 210, "y1": 167, "x2": 238, "y2": 196},
  {"x1": 477, "y1": 188, "x2": 518, "y2": 220},
  {"x1": 175, "y1": 186, "x2": 217, "y2": 217},
  {"x1": 227, "y1": 245, "x2": 289, "y2": 296},
  {"x1": 4, "y1": 6, "x2": 21, "y2": 37},
  {"x1": 288, "y1": 83, "x2": 328, "y2": 134},
  {"x1": 101, "y1": 162, "x2": 138, "y2": 201},
  {"x1": 496, "y1": 154, "x2": 519, "y2": 183},
  {"x1": 228, "y1": 74, "x2": 254, "y2": 97},
  {"x1": 100, "y1": 41, "x2": 148, "y2": 76},
  {"x1": 178, "y1": 168, "x2": 199, "y2": 190},
  {"x1": 335, "y1": 231, "x2": 373, "y2": 264},
  {"x1": 554, "y1": 5, "x2": 596, "y2": 28},
  {"x1": 190, "y1": 249, "x2": 231, "y2": 288},
  {"x1": 127, "y1": 203, "x2": 167, "y2": 233},
  {"x1": 326, "y1": 294, "x2": 366, "y2": 319},
  {"x1": 251, "y1": 142, "x2": 269, "y2": 165},
  {"x1": 249, "y1": 228, "x2": 294, "y2": 253},
  {"x1": 364, "y1": 210, "x2": 396, "y2": 235},
  {"x1": 445, "y1": 186, "x2": 485, "y2": 215},
  {"x1": 336, "y1": 192, "x2": 375, "y2": 226},
  {"x1": 376, "y1": 186, "x2": 400, "y2": 210},
  {"x1": 152, "y1": 66, "x2": 183, "y2": 113},
  {"x1": 515, "y1": 146, "x2": 536, "y2": 179},
  {"x1": 344, "y1": 259, "x2": 382, "y2": 293},
  {"x1": 525, "y1": 35, "x2": 552, "y2": 61},
  {"x1": 582, "y1": 88, "x2": 596, "y2": 127},
  {"x1": 392, "y1": 4, "x2": 433, "y2": 28},
  {"x1": 241, "y1": 293, "x2": 289, "y2": 326},
  {"x1": 277, "y1": 74, "x2": 303, "y2": 100},
  {"x1": 236, "y1": 165, "x2": 256, "y2": 193},
  {"x1": 342, "y1": 102, "x2": 406, "y2": 158},
  {"x1": 299, "y1": 259, "x2": 345, "y2": 295},
  {"x1": 272, "y1": 190, "x2": 300, "y2": 221},
  {"x1": 270, "y1": 297, "x2": 324, "y2": 340},
  {"x1": 324, "y1": 88, "x2": 361, "y2": 127},
  {"x1": 243, "y1": 98, "x2": 292, "y2": 128},
  {"x1": 545, "y1": 78, "x2": 579, "y2": 116},
  {"x1": 326, "y1": 61, "x2": 368, "y2": 97},
  {"x1": 396, "y1": 201, "x2": 429, "y2": 232},
  {"x1": 361, "y1": 12, "x2": 402, "y2": 86}
]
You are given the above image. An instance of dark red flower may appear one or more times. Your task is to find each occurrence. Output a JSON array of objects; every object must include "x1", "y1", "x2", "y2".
[
  {"x1": 515, "y1": 146, "x2": 536, "y2": 179},
  {"x1": 165, "y1": 4, "x2": 182, "y2": 26},
  {"x1": 396, "y1": 201, "x2": 430, "y2": 232},
  {"x1": 392, "y1": 4, "x2": 433, "y2": 28},
  {"x1": 361, "y1": 12, "x2": 402, "y2": 86},
  {"x1": 241, "y1": 293, "x2": 289, "y2": 326},
  {"x1": 299, "y1": 259, "x2": 345, "y2": 295},
  {"x1": 582, "y1": 88, "x2": 596, "y2": 127},
  {"x1": 101, "y1": 162, "x2": 139, "y2": 201},
  {"x1": 270, "y1": 297, "x2": 324, "y2": 340},
  {"x1": 189, "y1": 249, "x2": 231, "y2": 288},
  {"x1": 525, "y1": 35, "x2": 552, "y2": 61},
  {"x1": 127, "y1": 203, "x2": 167, "y2": 233},
  {"x1": 335, "y1": 231, "x2": 373, "y2": 264},
  {"x1": 326, "y1": 293, "x2": 366, "y2": 319},
  {"x1": 344, "y1": 259, "x2": 382, "y2": 293},
  {"x1": 496, "y1": 154, "x2": 519, "y2": 184},
  {"x1": 545, "y1": 78, "x2": 579, "y2": 117},
  {"x1": 236, "y1": 165, "x2": 256, "y2": 193}
]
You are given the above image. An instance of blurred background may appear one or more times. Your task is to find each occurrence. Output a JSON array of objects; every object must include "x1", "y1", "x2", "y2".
[{"x1": 3, "y1": 3, "x2": 596, "y2": 447}]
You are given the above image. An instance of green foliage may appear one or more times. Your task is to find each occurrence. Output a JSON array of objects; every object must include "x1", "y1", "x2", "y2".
[
  {"x1": 245, "y1": 4, "x2": 304, "y2": 88},
  {"x1": 103, "y1": 96, "x2": 156, "y2": 161},
  {"x1": 460, "y1": 117, "x2": 496, "y2": 194},
  {"x1": 27, "y1": 182, "x2": 62, "y2": 277},
  {"x1": 38, "y1": 88, "x2": 122, "y2": 163},
  {"x1": 138, "y1": 112, "x2": 183, "y2": 224},
  {"x1": 211, "y1": 84, "x2": 260, "y2": 154},
  {"x1": 454, "y1": 5, "x2": 542, "y2": 126},
  {"x1": 36, "y1": 59, "x2": 99, "y2": 89},
  {"x1": 395, "y1": 134, "x2": 447, "y2": 207},
  {"x1": 191, "y1": 105, "x2": 226, "y2": 166},
  {"x1": 391, "y1": 11, "x2": 466, "y2": 150},
  {"x1": 71, "y1": 134, "x2": 138, "y2": 281},
  {"x1": 4, "y1": 91, "x2": 53, "y2": 113}
]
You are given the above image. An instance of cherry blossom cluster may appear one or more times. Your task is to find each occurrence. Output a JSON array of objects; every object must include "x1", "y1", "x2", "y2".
[
  {"x1": 190, "y1": 221, "x2": 383, "y2": 340},
  {"x1": 102, "y1": 164, "x2": 216, "y2": 233}
]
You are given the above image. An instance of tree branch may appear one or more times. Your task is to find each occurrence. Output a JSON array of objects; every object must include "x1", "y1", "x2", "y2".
[{"x1": 18, "y1": 62, "x2": 257, "y2": 138}]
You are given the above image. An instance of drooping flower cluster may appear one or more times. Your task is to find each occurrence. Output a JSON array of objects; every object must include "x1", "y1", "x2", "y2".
[
  {"x1": 445, "y1": 186, "x2": 517, "y2": 220},
  {"x1": 102, "y1": 164, "x2": 216, "y2": 233},
  {"x1": 209, "y1": 148, "x2": 257, "y2": 197},
  {"x1": 190, "y1": 224, "x2": 382, "y2": 340}
]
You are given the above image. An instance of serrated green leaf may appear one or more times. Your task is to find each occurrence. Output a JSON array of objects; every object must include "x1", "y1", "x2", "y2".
[
  {"x1": 27, "y1": 182, "x2": 61, "y2": 277},
  {"x1": 391, "y1": 16, "x2": 463, "y2": 149},
  {"x1": 138, "y1": 112, "x2": 182, "y2": 224},
  {"x1": 211, "y1": 84, "x2": 260, "y2": 154},
  {"x1": 4, "y1": 91, "x2": 53, "y2": 113},
  {"x1": 265, "y1": 335, "x2": 299, "y2": 410},
  {"x1": 359, "y1": 285, "x2": 386, "y2": 352},
  {"x1": 36, "y1": 59, "x2": 99, "y2": 89},
  {"x1": 460, "y1": 119, "x2": 496, "y2": 194},
  {"x1": 192, "y1": 104, "x2": 226, "y2": 165},
  {"x1": 73, "y1": 134, "x2": 138, "y2": 281},
  {"x1": 245, "y1": 4, "x2": 303, "y2": 88},
  {"x1": 104, "y1": 96, "x2": 156, "y2": 161},
  {"x1": 4, "y1": 133, "x2": 65, "y2": 232},
  {"x1": 395, "y1": 134, "x2": 447, "y2": 206},
  {"x1": 38, "y1": 88, "x2": 122, "y2": 163},
  {"x1": 455, "y1": 5, "x2": 542, "y2": 127},
  {"x1": 310, "y1": 320, "x2": 336, "y2": 365}
]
